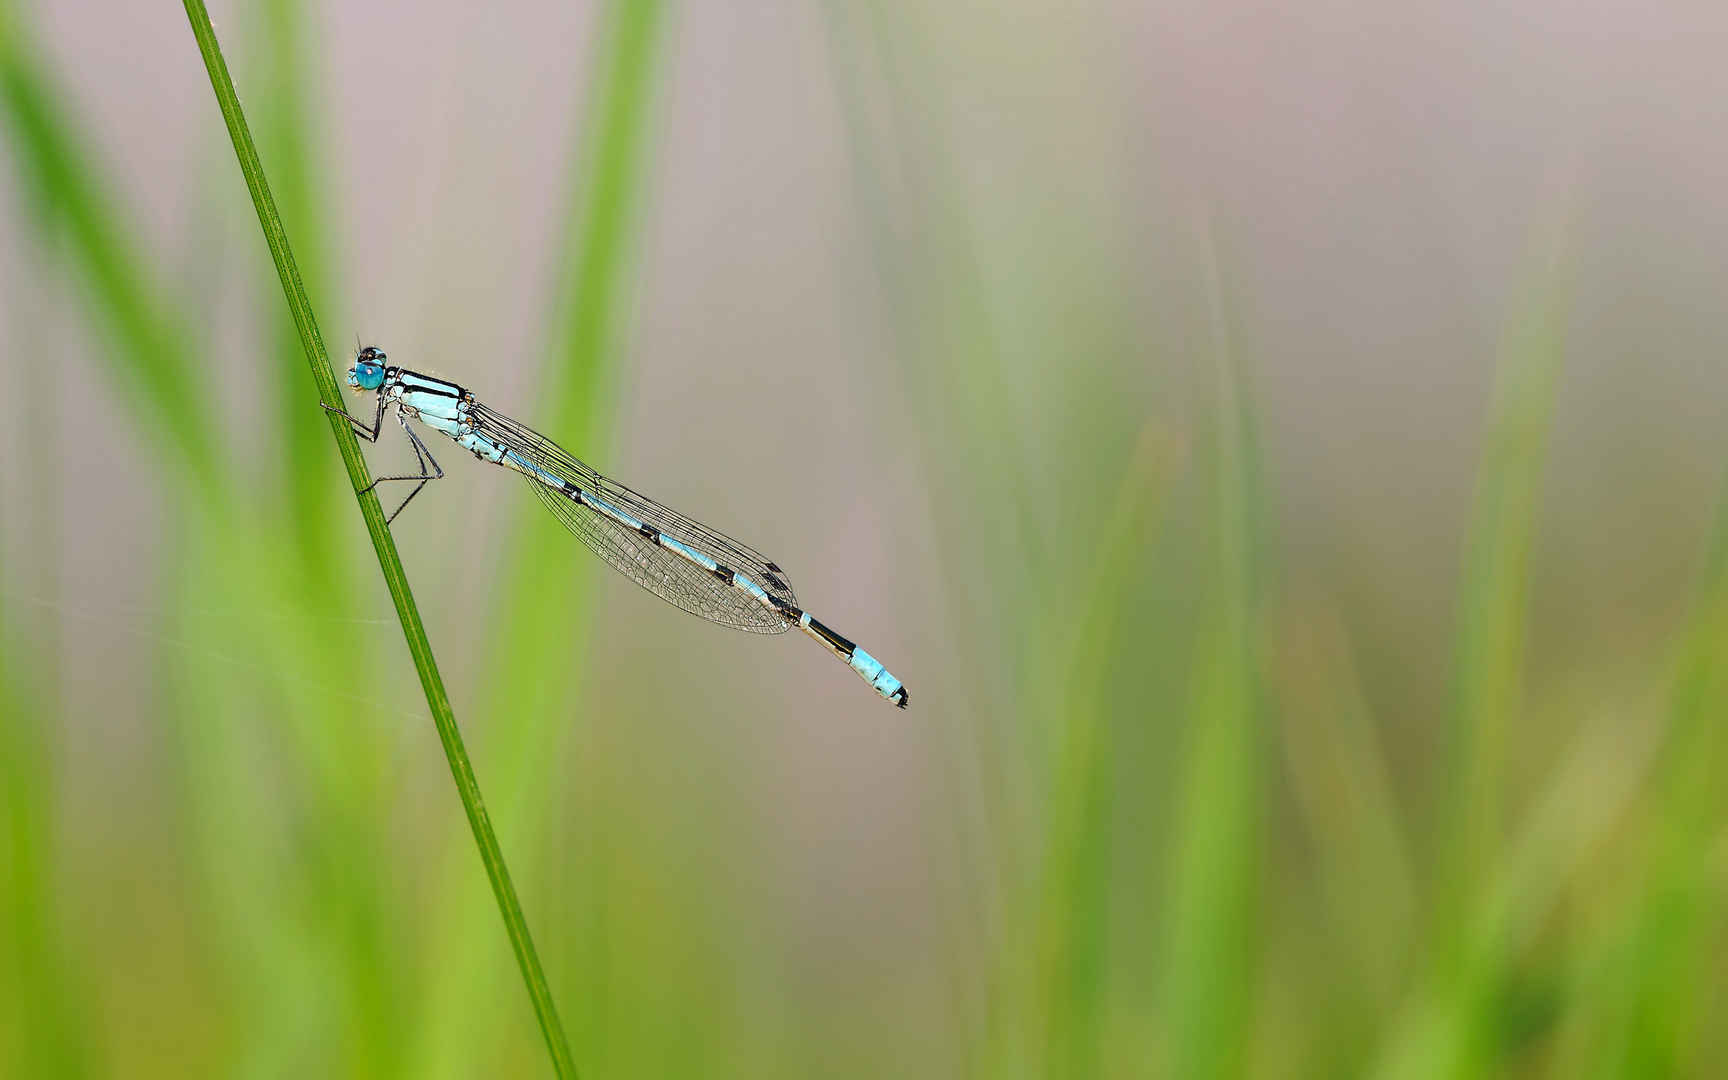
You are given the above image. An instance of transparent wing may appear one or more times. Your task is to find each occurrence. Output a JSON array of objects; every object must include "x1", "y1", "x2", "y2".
[{"x1": 473, "y1": 403, "x2": 797, "y2": 634}]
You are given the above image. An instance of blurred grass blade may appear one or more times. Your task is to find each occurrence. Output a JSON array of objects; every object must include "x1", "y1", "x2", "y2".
[
  {"x1": 481, "y1": 0, "x2": 669, "y2": 715},
  {"x1": 177, "y1": 3, "x2": 578, "y2": 1075},
  {"x1": 1442, "y1": 241, "x2": 1566, "y2": 1068},
  {"x1": 0, "y1": 3, "x2": 220, "y2": 501},
  {"x1": 1558, "y1": 449, "x2": 1728, "y2": 1074},
  {"x1": 1039, "y1": 425, "x2": 1177, "y2": 1078},
  {"x1": 1159, "y1": 216, "x2": 1263, "y2": 1079},
  {"x1": 1378, "y1": 230, "x2": 1568, "y2": 1080},
  {"x1": 0, "y1": 570, "x2": 90, "y2": 1077},
  {"x1": 229, "y1": 6, "x2": 397, "y2": 1063},
  {"x1": 411, "y1": 0, "x2": 670, "y2": 1074},
  {"x1": 1268, "y1": 602, "x2": 1415, "y2": 1068},
  {"x1": 542, "y1": 0, "x2": 668, "y2": 443},
  {"x1": 1445, "y1": 253, "x2": 1566, "y2": 898},
  {"x1": 248, "y1": 0, "x2": 350, "y2": 590}
]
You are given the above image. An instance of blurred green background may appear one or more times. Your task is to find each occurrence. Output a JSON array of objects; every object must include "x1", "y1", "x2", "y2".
[{"x1": 5, "y1": 0, "x2": 1728, "y2": 1076}]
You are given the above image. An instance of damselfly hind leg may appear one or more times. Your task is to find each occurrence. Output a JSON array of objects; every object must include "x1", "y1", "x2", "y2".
[{"x1": 361, "y1": 407, "x2": 445, "y2": 524}]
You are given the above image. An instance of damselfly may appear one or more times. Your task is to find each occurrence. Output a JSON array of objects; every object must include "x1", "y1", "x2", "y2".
[{"x1": 325, "y1": 346, "x2": 909, "y2": 708}]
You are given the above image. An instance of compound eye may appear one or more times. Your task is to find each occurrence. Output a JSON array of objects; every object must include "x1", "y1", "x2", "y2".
[{"x1": 353, "y1": 362, "x2": 386, "y2": 390}]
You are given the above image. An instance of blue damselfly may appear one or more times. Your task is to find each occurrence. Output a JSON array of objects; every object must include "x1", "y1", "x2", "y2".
[{"x1": 325, "y1": 346, "x2": 909, "y2": 708}]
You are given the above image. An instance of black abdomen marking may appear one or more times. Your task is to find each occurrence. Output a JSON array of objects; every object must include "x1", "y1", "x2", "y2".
[{"x1": 804, "y1": 616, "x2": 856, "y2": 658}]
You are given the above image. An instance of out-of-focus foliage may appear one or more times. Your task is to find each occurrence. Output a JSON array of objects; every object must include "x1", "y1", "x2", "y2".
[{"x1": 4, "y1": 1, "x2": 1728, "y2": 1076}]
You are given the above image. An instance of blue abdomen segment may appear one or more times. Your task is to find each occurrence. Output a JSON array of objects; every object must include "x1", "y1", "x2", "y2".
[
  {"x1": 847, "y1": 646, "x2": 905, "y2": 701},
  {"x1": 658, "y1": 533, "x2": 716, "y2": 571},
  {"x1": 732, "y1": 573, "x2": 771, "y2": 604},
  {"x1": 798, "y1": 612, "x2": 910, "y2": 708},
  {"x1": 503, "y1": 448, "x2": 560, "y2": 483}
]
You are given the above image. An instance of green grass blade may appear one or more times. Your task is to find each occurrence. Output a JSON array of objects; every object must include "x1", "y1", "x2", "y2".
[
  {"x1": 1038, "y1": 426, "x2": 1177, "y2": 1078},
  {"x1": 248, "y1": 0, "x2": 350, "y2": 591},
  {"x1": 1552, "y1": 459, "x2": 1728, "y2": 1075},
  {"x1": 1440, "y1": 253, "x2": 1565, "y2": 1072},
  {"x1": 1159, "y1": 218, "x2": 1264, "y2": 1080},
  {"x1": 1446, "y1": 276, "x2": 1565, "y2": 900},
  {"x1": 408, "y1": 3, "x2": 671, "y2": 1071},
  {"x1": 480, "y1": 0, "x2": 668, "y2": 724},
  {"x1": 0, "y1": 4, "x2": 220, "y2": 502},
  {"x1": 176, "y1": 3, "x2": 578, "y2": 1076},
  {"x1": 1376, "y1": 235, "x2": 1568, "y2": 1080},
  {"x1": 0, "y1": 564, "x2": 91, "y2": 1078},
  {"x1": 544, "y1": 0, "x2": 668, "y2": 440}
]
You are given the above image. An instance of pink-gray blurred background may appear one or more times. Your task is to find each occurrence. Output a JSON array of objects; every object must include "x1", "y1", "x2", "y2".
[{"x1": 5, "y1": 1, "x2": 1728, "y2": 1076}]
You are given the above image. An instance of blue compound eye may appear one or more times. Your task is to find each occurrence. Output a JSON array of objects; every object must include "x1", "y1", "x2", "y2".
[{"x1": 352, "y1": 361, "x2": 386, "y2": 390}]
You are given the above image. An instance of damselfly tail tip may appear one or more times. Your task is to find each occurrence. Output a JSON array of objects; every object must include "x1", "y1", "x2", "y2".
[{"x1": 892, "y1": 687, "x2": 909, "y2": 709}]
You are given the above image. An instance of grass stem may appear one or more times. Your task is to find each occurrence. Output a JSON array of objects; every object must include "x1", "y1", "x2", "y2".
[{"x1": 178, "y1": 3, "x2": 578, "y2": 1075}]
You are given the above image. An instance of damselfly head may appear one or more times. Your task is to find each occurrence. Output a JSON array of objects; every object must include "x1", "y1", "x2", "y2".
[{"x1": 348, "y1": 345, "x2": 388, "y2": 392}]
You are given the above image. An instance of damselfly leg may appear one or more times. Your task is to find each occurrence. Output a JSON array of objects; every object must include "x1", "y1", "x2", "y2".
[
  {"x1": 360, "y1": 408, "x2": 445, "y2": 524},
  {"x1": 322, "y1": 394, "x2": 385, "y2": 442},
  {"x1": 323, "y1": 397, "x2": 444, "y2": 524}
]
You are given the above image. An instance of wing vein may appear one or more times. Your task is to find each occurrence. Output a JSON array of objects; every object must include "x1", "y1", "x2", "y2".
[{"x1": 473, "y1": 403, "x2": 797, "y2": 634}]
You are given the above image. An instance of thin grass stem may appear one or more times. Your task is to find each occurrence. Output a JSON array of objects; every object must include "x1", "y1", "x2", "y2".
[{"x1": 177, "y1": 3, "x2": 578, "y2": 1075}]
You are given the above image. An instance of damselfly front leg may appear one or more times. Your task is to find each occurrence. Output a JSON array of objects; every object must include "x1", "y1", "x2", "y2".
[
  {"x1": 321, "y1": 392, "x2": 386, "y2": 442},
  {"x1": 360, "y1": 407, "x2": 446, "y2": 524}
]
